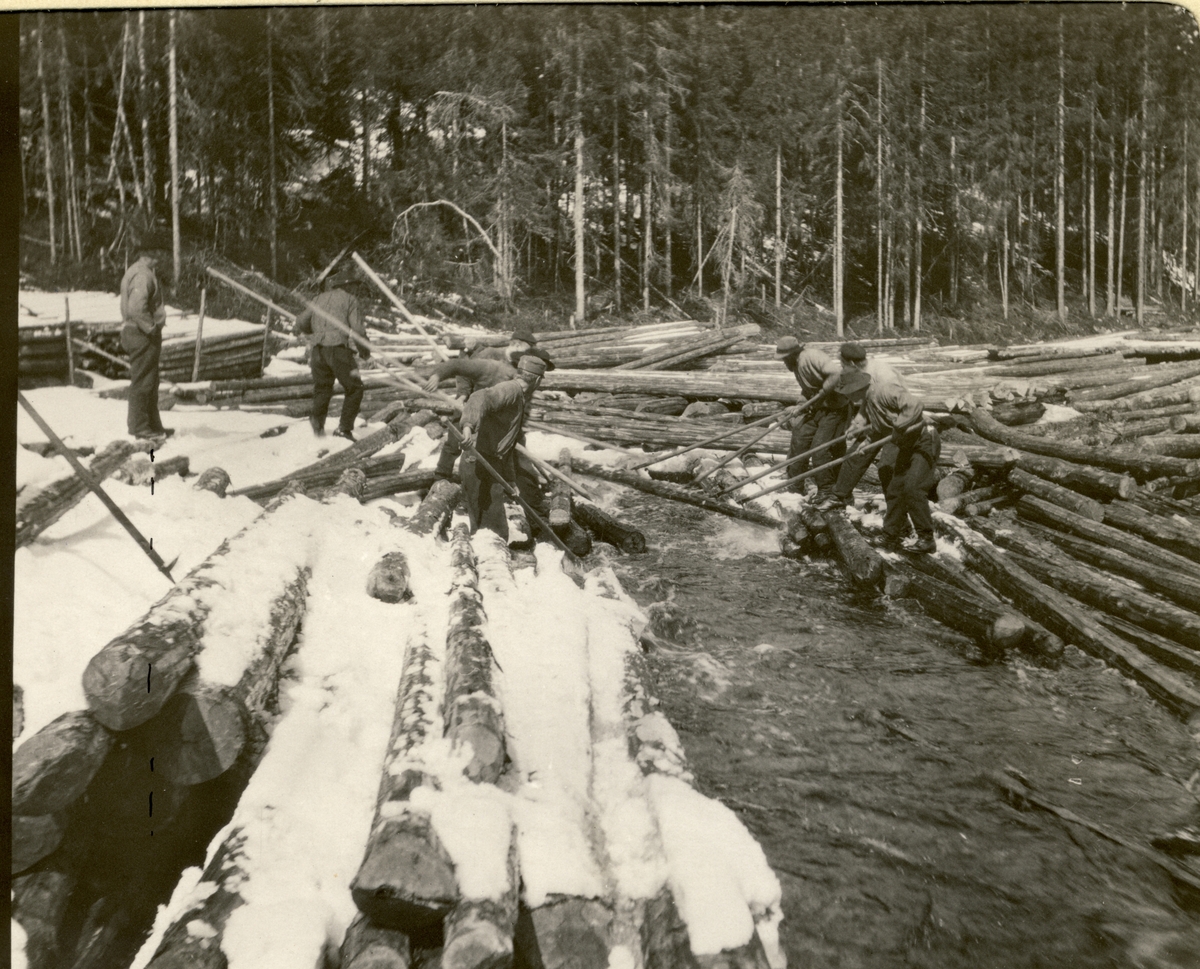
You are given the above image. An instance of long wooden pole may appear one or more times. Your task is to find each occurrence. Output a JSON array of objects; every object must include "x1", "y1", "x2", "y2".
[
  {"x1": 737, "y1": 437, "x2": 889, "y2": 504},
  {"x1": 696, "y1": 391, "x2": 831, "y2": 484},
  {"x1": 715, "y1": 429, "x2": 854, "y2": 497},
  {"x1": 18, "y1": 393, "x2": 174, "y2": 582},
  {"x1": 64, "y1": 297, "x2": 74, "y2": 385},
  {"x1": 191, "y1": 285, "x2": 206, "y2": 381},
  {"x1": 629, "y1": 400, "x2": 803, "y2": 470},
  {"x1": 351, "y1": 252, "x2": 448, "y2": 360}
]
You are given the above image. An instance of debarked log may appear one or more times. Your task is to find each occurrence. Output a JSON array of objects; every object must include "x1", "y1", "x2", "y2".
[
  {"x1": 16, "y1": 439, "x2": 142, "y2": 547},
  {"x1": 956, "y1": 530, "x2": 1200, "y2": 721},
  {"x1": 82, "y1": 491, "x2": 313, "y2": 731},
  {"x1": 1072, "y1": 381, "x2": 1200, "y2": 414},
  {"x1": 1101, "y1": 499, "x2": 1200, "y2": 562},
  {"x1": 823, "y1": 510, "x2": 884, "y2": 589},
  {"x1": 1066, "y1": 361, "x2": 1200, "y2": 403},
  {"x1": 1006, "y1": 468, "x2": 1105, "y2": 522},
  {"x1": 573, "y1": 460, "x2": 780, "y2": 530},
  {"x1": 885, "y1": 562, "x2": 1030, "y2": 659},
  {"x1": 1014, "y1": 451, "x2": 1137, "y2": 501}
]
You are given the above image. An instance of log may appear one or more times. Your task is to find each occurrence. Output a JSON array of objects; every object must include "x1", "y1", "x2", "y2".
[
  {"x1": 991, "y1": 351, "x2": 1129, "y2": 377},
  {"x1": 361, "y1": 469, "x2": 442, "y2": 504},
  {"x1": 553, "y1": 518, "x2": 594, "y2": 557},
  {"x1": 514, "y1": 898, "x2": 615, "y2": 969},
  {"x1": 403, "y1": 478, "x2": 462, "y2": 536},
  {"x1": 12, "y1": 868, "x2": 76, "y2": 969},
  {"x1": 13, "y1": 814, "x2": 66, "y2": 874},
  {"x1": 530, "y1": 407, "x2": 791, "y2": 456},
  {"x1": 972, "y1": 519, "x2": 1200, "y2": 651},
  {"x1": 969, "y1": 408, "x2": 1200, "y2": 481},
  {"x1": 1016, "y1": 495, "x2": 1200, "y2": 582},
  {"x1": 990, "y1": 400, "x2": 1045, "y2": 426},
  {"x1": 1067, "y1": 361, "x2": 1200, "y2": 403},
  {"x1": 339, "y1": 913, "x2": 411, "y2": 969},
  {"x1": 1014, "y1": 451, "x2": 1137, "y2": 501},
  {"x1": 15, "y1": 439, "x2": 141, "y2": 547},
  {"x1": 541, "y1": 368, "x2": 804, "y2": 403},
  {"x1": 194, "y1": 467, "x2": 232, "y2": 497},
  {"x1": 935, "y1": 469, "x2": 974, "y2": 501},
  {"x1": 796, "y1": 506, "x2": 834, "y2": 552},
  {"x1": 572, "y1": 501, "x2": 647, "y2": 553},
  {"x1": 1096, "y1": 615, "x2": 1200, "y2": 679},
  {"x1": 988, "y1": 345, "x2": 1124, "y2": 362},
  {"x1": 1102, "y1": 499, "x2": 1200, "y2": 562},
  {"x1": 617, "y1": 325, "x2": 758, "y2": 370},
  {"x1": 1022, "y1": 522, "x2": 1200, "y2": 613},
  {"x1": 1118, "y1": 418, "x2": 1175, "y2": 438},
  {"x1": 885, "y1": 562, "x2": 1029, "y2": 659},
  {"x1": 1006, "y1": 468, "x2": 1105, "y2": 522},
  {"x1": 938, "y1": 485, "x2": 1000, "y2": 516},
  {"x1": 1072, "y1": 381, "x2": 1200, "y2": 414},
  {"x1": 941, "y1": 443, "x2": 1022, "y2": 472},
  {"x1": 138, "y1": 679, "x2": 247, "y2": 785},
  {"x1": 82, "y1": 492, "x2": 312, "y2": 731},
  {"x1": 441, "y1": 833, "x2": 519, "y2": 969},
  {"x1": 112, "y1": 453, "x2": 190, "y2": 487},
  {"x1": 824, "y1": 511, "x2": 884, "y2": 589},
  {"x1": 12, "y1": 710, "x2": 113, "y2": 815},
  {"x1": 1136, "y1": 435, "x2": 1200, "y2": 459},
  {"x1": 1170, "y1": 413, "x2": 1200, "y2": 433},
  {"x1": 573, "y1": 460, "x2": 780, "y2": 530},
  {"x1": 367, "y1": 551, "x2": 413, "y2": 603},
  {"x1": 956, "y1": 529, "x2": 1200, "y2": 721},
  {"x1": 444, "y1": 525, "x2": 506, "y2": 784},
  {"x1": 641, "y1": 329, "x2": 759, "y2": 371}
]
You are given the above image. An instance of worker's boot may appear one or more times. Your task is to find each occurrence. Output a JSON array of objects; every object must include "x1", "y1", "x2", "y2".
[
  {"x1": 333, "y1": 426, "x2": 356, "y2": 442},
  {"x1": 910, "y1": 534, "x2": 937, "y2": 555},
  {"x1": 310, "y1": 417, "x2": 326, "y2": 438}
]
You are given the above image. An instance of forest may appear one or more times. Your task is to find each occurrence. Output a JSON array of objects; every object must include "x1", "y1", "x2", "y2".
[{"x1": 17, "y1": 4, "x2": 1200, "y2": 339}]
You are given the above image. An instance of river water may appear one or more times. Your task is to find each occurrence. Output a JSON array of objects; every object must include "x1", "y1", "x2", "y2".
[{"x1": 594, "y1": 487, "x2": 1200, "y2": 969}]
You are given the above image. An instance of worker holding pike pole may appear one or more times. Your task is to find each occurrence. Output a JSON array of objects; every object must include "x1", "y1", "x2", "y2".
[
  {"x1": 816, "y1": 343, "x2": 940, "y2": 554},
  {"x1": 776, "y1": 336, "x2": 848, "y2": 499}
]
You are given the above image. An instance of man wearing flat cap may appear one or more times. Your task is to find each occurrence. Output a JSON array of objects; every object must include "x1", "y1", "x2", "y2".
[
  {"x1": 776, "y1": 336, "x2": 845, "y2": 498},
  {"x1": 819, "y1": 342, "x2": 939, "y2": 554},
  {"x1": 458, "y1": 353, "x2": 546, "y2": 538},
  {"x1": 296, "y1": 270, "x2": 371, "y2": 441},
  {"x1": 120, "y1": 235, "x2": 172, "y2": 443}
]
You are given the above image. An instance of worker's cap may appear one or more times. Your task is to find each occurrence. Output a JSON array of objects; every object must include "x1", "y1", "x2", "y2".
[
  {"x1": 525, "y1": 346, "x2": 556, "y2": 371},
  {"x1": 839, "y1": 342, "x2": 867, "y2": 362},
  {"x1": 775, "y1": 336, "x2": 802, "y2": 356},
  {"x1": 326, "y1": 270, "x2": 358, "y2": 289},
  {"x1": 833, "y1": 370, "x2": 871, "y2": 400},
  {"x1": 517, "y1": 354, "x2": 548, "y2": 378},
  {"x1": 510, "y1": 329, "x2": 537, "y2": 346}
]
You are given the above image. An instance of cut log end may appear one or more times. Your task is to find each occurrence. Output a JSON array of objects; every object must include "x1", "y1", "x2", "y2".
[
  {"x1": 13, "y1": 814, "x2": 66, "y2": 875},
  {"x1": 193, "y1": 467, "x2": 232, "y2": 498},
  {"x1": 351, "y1": 815, "x2": 458, "y2": 932},
  {"x1": 13, "y1": 710, "x2": 113, "y2": 815},
  {"x1": 368, "y1": 552, "x2": 413, "y2": 604},
  {"x1": 143, "y1": 684, "x2": 247, "y2": 786},
  {"x1": 341, "y1": 913, "x2": 412, "y2": 969},
  {"x1": 514, "y1": 898, "x2": 613, "y2": 969}
]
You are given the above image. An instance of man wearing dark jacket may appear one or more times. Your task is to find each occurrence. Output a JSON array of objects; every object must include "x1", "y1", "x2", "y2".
[
  {"x1": 295, "y1": 271, "x2": 370, "y2": 440},
  {"x1": 458, "y1": 354, "x2": 546, "y2": 538},
  {"x1": 120, "y1": 241, "x2": 171, "y2": 442},
  {"x1": 777, "y1": 336, "x2": 844, "y2": 498}
]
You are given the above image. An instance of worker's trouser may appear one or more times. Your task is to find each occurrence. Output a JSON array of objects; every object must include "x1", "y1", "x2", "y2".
[
  {"x1": 121, "y1": 325, "x2": 164, "y2": 438},
  {"x1": 877, "y1": 426, "x2": 941, "y2": 542},
  {"x1": 787, "y1": 406, "x2": 847, "y2": 494},
  {"x1": 461, "y1": 450, "x2": 516, "y2": 539},
  {"x1": 434, "y1": 424, "x2": 464, "y2": 479},
  {"x1": 311, "y1": 345, "x2": 364, "y2": 432}
]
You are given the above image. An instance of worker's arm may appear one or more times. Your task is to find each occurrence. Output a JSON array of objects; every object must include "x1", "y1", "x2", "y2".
[
  {"x1": 125, "y1": 273, "x2": 160, "y2": 335},
  {"x1": 349, "y1": 297, "x2": 370, "y2": 357},
  {"x1": 295, "y1": 306, "x2": 314, "y2": 338}
]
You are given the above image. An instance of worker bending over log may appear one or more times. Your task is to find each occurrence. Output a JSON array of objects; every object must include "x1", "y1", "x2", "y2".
[
  {"x1": 818, "y1": 342, "x2": 940, "y2": 555},
  {"x1": 459, "y1": 354, "x2": 547, "y2": 539},
  {"x1": 295, "y1": 270, "x2": 371, "y2": 441},
  {"x1": 777, "y1": 335, "x2": 844, "y2": 499},
  {"x1": 424, "y1": 331, "x2": 553, "y2": 481}
]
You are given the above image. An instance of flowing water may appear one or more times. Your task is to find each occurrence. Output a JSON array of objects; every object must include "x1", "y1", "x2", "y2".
[{"x1": 597, "y1": 487, "x2": 1200, "y2": 969}]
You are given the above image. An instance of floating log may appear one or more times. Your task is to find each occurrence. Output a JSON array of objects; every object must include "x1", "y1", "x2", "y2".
[
  {"x1": 1101, "y1": 499, "x2": 1200, "y2": 562},
  {"x1": 13, "y1": 711, "x2": 113, "y2": 816},
  {"x1": 885, "y1": 562, "x2": 1029, "y2": 659},
  {"x1": 1067, "y1": 361, "x2": 1200, "y2": 403},
  {"x1": 16, "y1": 439, "x2": 142, "y2": 547},
  {"x1": 956, "y1": 529, "x2": 1200, "y2": 721},
  {"x1": 444, "y1": 526, "x2": 506, "y2": 784},
  {"x1": 1016, "y1": 495, "x2": 1200, "y2": 582},
  {"x1": 796, "y1": 506, "x2": 834, "y2": 552},
  {"x1": 1096, "y1": 615, "x2": 1200, "y2": 679},
  {"x1": 1021, "y1": 521, "x2": 1200, "y2": 613},
  {"x1": 573, "y1": 460, "x2": 780, "y2": 529},
  {"x1": 1014, "y1": 451, "x2": 1137, "y2": 501},
  {"x1": 1072, "y1": 381, "x2": 1200, "y2": 414},
  {"x1": 82, "y1": 492, "x2": 312, "y2": 731},
  {"x1": 572, "y1": 501, "x2": 648, "y2": 553},
  {"x1": 972, "y1": 519, "x2": 1200, "y2": 651},
  {"x1": 1006, "y1": 468, "x2": 1104, "y2": 522},
  {"x1": 970, "y1": 408, "x2": 1200, "y2": 481},
  {"x1": 824, "y1": 510, "x2": 884, "y2": 589}
]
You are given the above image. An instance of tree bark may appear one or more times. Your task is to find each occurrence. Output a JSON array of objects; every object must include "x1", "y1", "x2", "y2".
[
  {"x1": 403, "y1": 478, "x2": 462, "y2": 536},
  {"x1": 574, "y1": 50, "x2": 586, "y2": 326},
  {"x1": 168, "y1": 10, "x2": 181, "y2": 289},
  {"x1": 1067, "y1": 362, "x2": 1200, "y2": 404},
  {"x1": 572, "y1": 500, "x2": 647, "y2": 553},
  {"x1": 138, "y1": 10, "x2": 154, "y2": 214},
  {"x1": 266, "y1": 9, "x2": 278, "y2": 280},
  {"x1": 1056, "y1": 14, "x2": 1066, "y2": 322},
  {"x1": 1102, "y1": 498, "x2": 1200, "y2": 562},
  {"x1": 1007, "y1": 468, "x2": 1104, "y2": 522},
  {"x1": 13, "y1": 711, "x2": 113, "y2": 816},
  {"x1": 37, "y1": 14, "x2": 57, "y2": 264}
]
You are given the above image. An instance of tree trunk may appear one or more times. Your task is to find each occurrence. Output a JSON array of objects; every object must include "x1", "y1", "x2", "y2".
[
  {"x1": 1102, "y1": 498, "x2": 1200, "y2": 562},
  {"x1": 1137, "y1": 19, "x2": 1150, "y2": 328},
  {"x1": 13, "y1": 711, "x2": 113, "y2": 817},
  {"x1": 1118, "y1": 123, "x2": 1130, "y2": 315},
  {"x1": 662, "y1": 106, "x2": 673, "y2": 299},
  {"x1": 57, "y1": 23, "x2": 82, "y2": 263},
  {"x1": 876, "y1": 58, "x2": 885, "y2": 331},
  {"x1": 1088, "y1": 98, "x2": 1097, "y2": 316},
  {"x1": 138, "y1": 10, "x2": 154, "y2": 215},
  {"x1": 266, "y1": 10, "x2": 278, "y2": 281},
  {"x1": 168, "y1": 10, "x2": 180, "y2": 290},
  {"x1": 404, "y1": 478, "x2": 462, "y2": 536},
  {"x1": 37, "y1": 14, "x2": 57, "y2": 265},
  {"x1": 613, "y1": 112, "x2": 622, "y2": 315},
  {"x1": 776, "y1": 145, "x2": 783, "y2": 310},
  {"x1": 1183, "y1": 116, "x2": 1189, "y2": 315},
  {"x1": 642, "y1": 108, "x2": 652, "y2": 313},
  {"x1": 824, "y1": 509, "x2": 883, "y2": 589},
  {"x1": 835, "y1": 82, "x2": 845, "y2": 337},
  {"x1": 1066, "y1": 360, "x2": 1200, "y2": 403},
  {"x1": 912, "y1": 64, "x2": 925, "y2": 332},
  {"x1": 1056, "y1": 14, "x2": 1066, "y2": 322},
  {"x1": 574, "y1": 53, "x2": 586, "y2": 326},
  {"x1": 1108, "y1": 138, "x2": 1117, "y2": 315}
]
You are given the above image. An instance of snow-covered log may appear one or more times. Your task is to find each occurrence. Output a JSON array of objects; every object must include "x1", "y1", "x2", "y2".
[
  {"x1": 339, "y1": 913, "x2": 412, "y2": 969},
  {"x1": 81, "y1": 492, "x2": 314, "y2": 731},
  {"x1": 368, "y1": 551, "x2": 413, "y2": 603},
  {"x1": 16, "y1": 439, "x2": 142, "y2": 547},
  {"x1": 403, "y1": 478, "x2": 461, "y2": 535}
]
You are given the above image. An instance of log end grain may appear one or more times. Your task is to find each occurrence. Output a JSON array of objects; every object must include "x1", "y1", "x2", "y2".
[
  {"x1": 514, "y1": 898, "x2": 613, "y2": 969},
  {"x1": 695, "y1": 933, "x2": 772, "y2": 969},
  {"x1": 341, "y1": 913, "x2": 412, "y2": 969},
  {"x1": 448, "y1": 694, "x2": 506, "y2": 785},
  {"x1": 988, "y1": 614, "x2": 1029, "y2": 655},
  {"x1": 13, "y1": 710, "x2": 113, "y2": 815},
  {"x1": 351, "y1": 814, "x2": 458, "y2": 932},
  {"x1": 12, "y1": 868, "x2": 76, "y2": 969},
  {"x1": 13, "y1": 814, "x2": 66, "y2": 875},
  {"x1": 83, "y1": 631, "x2": 198, "y2": 732},
  {"x1": 193, "y1": 467, "x2": 232, "y2": 498},
  {"x1": 144, "y1": 685, "x2": 247, "y2": 786},
  {"x1": 445, "y1": 906, "x2": 517, "y2": 969},
  {"x1": 368, "y1": 552, "x2": 414, "y2": 604}
]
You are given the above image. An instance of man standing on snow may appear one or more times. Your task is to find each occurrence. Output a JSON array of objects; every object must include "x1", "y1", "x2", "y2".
[
  {"x1": 296, "y1": 270, "x2": 370, "y2": 441},
  {"x1": 777, "y1": 335, "x2": 844, "y2": 499},
  {"x1": 818, "y1": 342, "x2": 939, "y2": 554},
  {"x1": 458, "y1": 354, "x2": 546, "y2": 538},
  {"x1": 120, "y1": 237, "x2": 172, "y2": 444}
]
